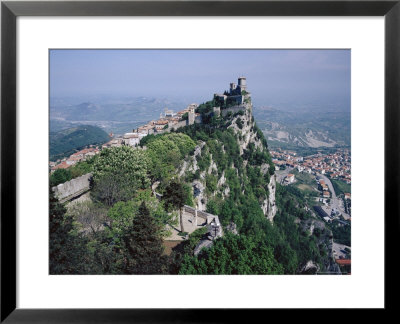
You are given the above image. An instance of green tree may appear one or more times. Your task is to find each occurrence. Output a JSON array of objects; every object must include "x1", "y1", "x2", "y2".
[
  {"x1": 182, "y1": 183, "x2": 195, "y2": 207},
  {"x1": 163, "y1": 133, "x2": 196, "y2": 157},
  {"x1": 91, "y1": 173, "x2": 136, "y2": 206},
  {"x1": 162, "y1": 181, "x2": 188, "y2": 232},
  {"x1": 122, "y1": 202, "x2": 167, "y2": 274},
  {"x1": 83, "y1": 230, "x2": 123, "y2": 274},
  {"x1": 50, "y1": 168, "x2": 72, "y2": 187},
  {"x1": 179, "y1": 233, "x2": 284, "y2": 274},
  {"x1": 205, "y1": 174, "x2": 218, "y2": 194},
  {"x1": 49, "y1": 187, "x2": 84, "y2": 274},
  {"x1": 69, "y1": 157, "x2": 96, "y2": 178},
  {"x1": 145, "y1": 133, "x2": 195, "y2": 183},
  {"x1": 67, "y1": 201, "x2": 108, "y2": 235},
  {"x1": 92, "y1": 146, "x2": 150, "y2": 187},
  {"x1": 206, "y1": 199, "x2": 221, "y2": 216},
  {"x1": 274, "y1": 242, "x2": 298, "y2": 274},
  {"x1": 91, "y1": 146, "x2": 150, "y2": 205},
  {"x1": 146, "y1": 138, "x2": 181, "y2": 181},
  {"x1": 236, "y1": 118, "x2": 243, "y2": 129},
  {"x1": 107, "y1": 189, "x2": 175, "y2": 241}
]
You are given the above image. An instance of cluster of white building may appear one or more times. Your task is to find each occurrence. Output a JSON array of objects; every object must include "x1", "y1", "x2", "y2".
[
  {"x1": 51, "y1": 103, "x2": 200, "y2": 171},
  {"x1": 271, "y1": 148, "x2": 351, "y2": 185},
  {"x1": 103, "y1": 104, "x2": 200, "y2": 149}
]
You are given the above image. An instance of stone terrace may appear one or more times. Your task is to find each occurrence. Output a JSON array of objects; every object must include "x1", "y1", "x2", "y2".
[{"x1": 165, "y1": 206, "x2": 217, "y2": 241}]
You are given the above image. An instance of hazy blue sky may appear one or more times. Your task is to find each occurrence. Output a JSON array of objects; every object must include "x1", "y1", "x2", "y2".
[{"x1": 50, "y1": 49, "x2": 350, "y2": 110}]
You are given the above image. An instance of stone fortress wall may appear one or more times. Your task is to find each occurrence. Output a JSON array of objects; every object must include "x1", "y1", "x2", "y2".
[
  {"x1": 220, "y1": 105, "x2": 247, "y2": 117},
  {"x1": 171, "y1": 120, "x2": 188, "y2": 130},
  {"x1": 170, "y1": 115, "x2": 202, "y2": 131},
  {"x1": 52, "y1": 173, "x2": 92, "y2": 203}
]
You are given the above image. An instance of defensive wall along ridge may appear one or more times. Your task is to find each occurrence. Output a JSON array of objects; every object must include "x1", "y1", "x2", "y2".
[{"x1": 52, "y1": 173, "x2": 92, "y2": 203}]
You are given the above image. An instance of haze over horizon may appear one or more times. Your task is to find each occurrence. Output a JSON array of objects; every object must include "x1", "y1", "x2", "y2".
[{"x1": 50, "y1": 49, "x2": 350, "y2": 111}]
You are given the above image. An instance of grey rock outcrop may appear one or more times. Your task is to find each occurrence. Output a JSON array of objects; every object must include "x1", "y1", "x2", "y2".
[
  {"x1": 300, "y1": 261, "x2": 320, "y2": 274},
  {"x1": 193, "y1": 180, "x2": 207, "y2": 211},
  {"x1": 261, "y1": 175, "x2": 277, "y2": 222},
  {"x1": 185, "y1": 100, "x2": 278, "y2": 225},
  {"x1": 226, "y1": 222, "x2": 238, "y2": 235},
  {"x1": 226, "y1": 102, "x2": 278, "y2": 223}
]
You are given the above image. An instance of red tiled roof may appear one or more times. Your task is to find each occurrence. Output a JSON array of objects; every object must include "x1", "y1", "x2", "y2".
[
  {"x1": 335, "y1": 259, "x2": 351, "y2": 266},
  {"x1": 52, "y1": 162, "x2": 69, "y2": 170},
  {"x1": 155, "y1": 120, "x2": 169, "y2": 125}
]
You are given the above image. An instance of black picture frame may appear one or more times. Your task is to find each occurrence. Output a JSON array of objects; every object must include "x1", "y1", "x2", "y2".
[{"x1": 1, "y1": 0, "x2": 399, "y2": 322}]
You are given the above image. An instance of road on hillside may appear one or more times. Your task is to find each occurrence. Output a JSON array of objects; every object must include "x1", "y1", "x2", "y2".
[{"x1": 317, "y1": 173, "x2": 350, "y2": 220}]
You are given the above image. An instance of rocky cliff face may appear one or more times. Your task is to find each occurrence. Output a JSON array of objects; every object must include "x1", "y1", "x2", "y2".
[
  {"x1": 179, "y1": 99, "x2": 277, "y2": 224},
  {"x1": 298, "y1": 217, "x2": 341, "y2": 274},
  {"x1": 183, "y1": 147, "x2": 227, "y2": 212},
  {"x1": 262, "y1": 175, "x2": 277, "y2": 221},
  {"x1": 229, "y1": 102, "x2": 277, "y2": 221},
  {"x1": 228, "y1": 104, "x2": 264, "y2": 154}
]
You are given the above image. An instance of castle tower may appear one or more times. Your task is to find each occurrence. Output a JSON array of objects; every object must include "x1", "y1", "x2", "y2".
[
  {"x1": 188, "y1": 106, "x2": 195, "y2": 125},
  {"x1": 238, "y1": 77, "x2": 247, "y2": 92},
  {"x1": 230, "y1": 83, "x2": 237, "y2": 94}
]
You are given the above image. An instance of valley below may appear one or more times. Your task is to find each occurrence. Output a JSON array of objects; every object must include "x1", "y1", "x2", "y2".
[{"x1": 253, "y1": 106, "x2": 350, "y2": 151}]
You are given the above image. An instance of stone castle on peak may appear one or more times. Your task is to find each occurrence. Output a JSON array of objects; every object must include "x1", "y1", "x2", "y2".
[
  {"x1": 214, "y1": 76, "x2": 251, "y2": 107},
  {"x1": 106, "y1": 77, "x2": 250, "y2": 148}
]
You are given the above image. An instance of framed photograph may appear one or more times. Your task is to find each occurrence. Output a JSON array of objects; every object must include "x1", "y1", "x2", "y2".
[{"x1": 1, "y1": 0, "x2": 399, "y2": 321}]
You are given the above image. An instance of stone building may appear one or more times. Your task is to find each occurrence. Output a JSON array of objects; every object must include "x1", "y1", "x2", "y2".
[
  {"x1": 123, "y1": 133, "x2": 140, "y2": 146},
  {"x1": 188, "y1": 106, "x2": 195, "y2": 125},
  {"x1": 214, "y1": 77, "x2": 250, "y2": 106}
]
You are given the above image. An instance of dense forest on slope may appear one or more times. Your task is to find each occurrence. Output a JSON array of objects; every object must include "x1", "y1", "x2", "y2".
[
  {"x1": 174, "y1": 183, "x2": 334, "y2": 274},
  {"x1": 50, "y1": 95, "x2": 338, "y2": 275},
  {"x1": 49, "y1": 125, "x2": 110, "y2": 161}
]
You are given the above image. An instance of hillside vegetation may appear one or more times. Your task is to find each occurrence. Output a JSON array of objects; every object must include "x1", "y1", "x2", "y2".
[
  {"x1": 50, "y1": 125, "x2": 110, "y2": 161},
  {"x1": 50, "y1": 93, "x2": 339, "y2": 275},
  {"x1": 330, "y1": 178, "x2": 351, "y2": 196}
]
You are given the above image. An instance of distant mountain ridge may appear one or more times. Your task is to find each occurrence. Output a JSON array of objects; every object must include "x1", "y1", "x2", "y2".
[
  {"x1": 50, "y1": 97, "x2": 187, "y2": 122},
  {"x1": 50, "y1": 97, "x2": 351, "y2": 150},
  {"x1": 50, "y1": 97, "x2": 189, "y2": 134}
]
